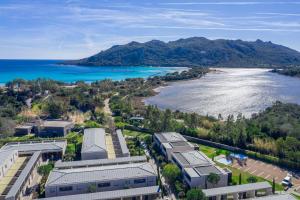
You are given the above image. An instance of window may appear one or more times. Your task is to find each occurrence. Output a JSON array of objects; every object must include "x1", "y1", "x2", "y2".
[
  {"x1": 134, "y1": 179, "x2": 146, "y2": 184},
  {"x1": 59, "y1": 186, "x2": 73, "y2": 192},
  {"x1": 98, "y1": 182, "x2": 111, "y2": 188}
]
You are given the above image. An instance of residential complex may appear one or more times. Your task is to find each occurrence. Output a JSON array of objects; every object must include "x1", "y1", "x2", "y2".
[
  {"x1": 0, "y1": 140, "x2": 67, "y2": 161},
  {"x1": 171, "y1": 150, "x2": 230, "y2": 189},
  {"x1": 81, "y1": 128, "x2": 108, "y2": 160},
  {"x1": 45, "y1": 162, "x2": 157, "y2": 197},
  {"x1": 153, "y1": 132, "x2": 197, "y2": 160}
]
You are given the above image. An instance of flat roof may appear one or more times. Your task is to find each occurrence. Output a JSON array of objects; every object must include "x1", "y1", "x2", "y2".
[
  {"x1": 203, "y1": 182, "x2": 271, "y2": 197},
  {"x1": 155, "y1": 132, "x2": 187, "y2": 143},
  {"x1": 116, "y1": 129, "x2": 130, "y2": 155},
  {"x1": 0, "y1": 150, "x2": 17, "y2": 167},
  {"x1": 42, "y1": 120, "x2": 73, "y2": 128},
  {"x1": 82, "y1": 128, "x2": 107, "y2": 153},
  {"x1": 36, "y1": 186, "x2": 160, "y2": 200},
  {"x1": 5, "y1": 151, "x2": 41, "y2": 200},
  {"x1": 55, "y1": 156, "x2": 147, "y2": 169},
  {"x1": 249, "y1": 194, "x2": 296, "y2": 200},
  {"x1": 172, "y1": 151, "x2": 212, "y2": 167},
  {"x1": 1, "y1": 140, "x2": 67, "y2": 154},
  {"x1": 15, "y1": 125, "x2": 32, "y2": 129},
  {"x1": 46, "y1": 162, "x2": 156, "y2": 186}
]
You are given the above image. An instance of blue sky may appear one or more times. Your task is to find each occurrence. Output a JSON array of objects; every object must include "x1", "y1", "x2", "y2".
[{"x1": 0, "y1": 0, "x2": 300, "y2": 59}]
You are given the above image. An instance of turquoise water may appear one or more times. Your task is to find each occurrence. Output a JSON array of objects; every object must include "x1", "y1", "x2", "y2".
[{"x1": 0, "y1": 60, "x2": 185, "y2": 84}]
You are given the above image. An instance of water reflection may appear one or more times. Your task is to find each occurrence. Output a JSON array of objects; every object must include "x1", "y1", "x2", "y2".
[{"x1": 145, "y1": 68, "x2": 300, "y2": 118}]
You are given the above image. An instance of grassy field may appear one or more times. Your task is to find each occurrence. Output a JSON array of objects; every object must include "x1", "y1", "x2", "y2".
[
  {"x1": 123, "y1": 129, "x2": 150, "y2": 140},
  {"x1": 198, "y1": 144, "x2": 284, "y2": 191}
]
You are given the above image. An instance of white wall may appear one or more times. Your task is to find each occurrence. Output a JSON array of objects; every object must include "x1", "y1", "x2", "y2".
[
  {"x1": 46, "y1": 176, "x2": 157, "y2": 197},
  {"x1": 0, "y1": 150, "x2": 18, "y2": 181}
]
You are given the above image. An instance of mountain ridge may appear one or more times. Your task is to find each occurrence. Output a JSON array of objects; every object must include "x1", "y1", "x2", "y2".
[{"x1": 64, "y1": 37, "x2": 300, "y2": 68}]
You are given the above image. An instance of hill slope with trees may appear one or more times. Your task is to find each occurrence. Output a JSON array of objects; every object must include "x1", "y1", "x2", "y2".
[{"x1": 64, "y1": 37, "x2": 300, "y2": 68}]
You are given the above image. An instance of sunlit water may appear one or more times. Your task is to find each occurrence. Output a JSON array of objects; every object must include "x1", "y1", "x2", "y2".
[{"x1": 145, "y1": 68, "x2": 300, "y2": 118}]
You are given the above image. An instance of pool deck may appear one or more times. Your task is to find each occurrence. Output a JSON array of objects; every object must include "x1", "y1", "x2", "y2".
[{"x1": 0, "y1": 156, "x2": 27, "y2": 195}]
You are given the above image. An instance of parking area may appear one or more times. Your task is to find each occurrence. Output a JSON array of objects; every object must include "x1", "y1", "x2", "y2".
[{"x1": 232, "y1": 158, "x2": 300, "y2": 187}]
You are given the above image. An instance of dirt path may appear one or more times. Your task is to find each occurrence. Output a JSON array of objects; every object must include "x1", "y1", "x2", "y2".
[{"x1": 104, "y1": 98, "x2": 112, "y2": 115}]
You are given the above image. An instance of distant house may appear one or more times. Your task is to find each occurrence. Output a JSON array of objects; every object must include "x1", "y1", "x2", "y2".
[
  {"x1": 81, "y1": 128, "x2": 108, "y2": 160},
  {"x1": 38, "y1": 120, "x2": 74, "y2": 137},
  {"x1": 153, "y1": 132, "x2": 197, "y2": 160},
  {"x1": 171, "y1": 150, "x2": 230, "y2": 189},
  {"x1": 14, "y1": 125, "x2": 33, "y2": 136}
]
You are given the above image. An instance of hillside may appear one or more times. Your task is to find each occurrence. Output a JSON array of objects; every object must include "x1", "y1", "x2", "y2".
[{"x1": 64, "y1": 37, "x2": 300, "y2": 68}]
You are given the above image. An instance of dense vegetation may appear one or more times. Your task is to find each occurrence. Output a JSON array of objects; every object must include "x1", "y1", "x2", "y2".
[
  {"x1": 65, "y1": 37, "x2": 300, "y2": 68},
  {"x1": 272, "y1": 67, "x2": 300, "y2": 77}
]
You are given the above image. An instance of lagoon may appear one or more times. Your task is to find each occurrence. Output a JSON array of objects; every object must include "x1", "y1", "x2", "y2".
[{"x1": 145, "y1": 68, "x2": 300, "y2": 118}]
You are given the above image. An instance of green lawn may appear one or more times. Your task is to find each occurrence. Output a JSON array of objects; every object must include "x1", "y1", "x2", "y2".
[
  {"x1": 123, "y1": 129, "x2": 150, "y2": 140},
  {"x1": 293, "y1": 194, "x2": 300, "y2": 200}
]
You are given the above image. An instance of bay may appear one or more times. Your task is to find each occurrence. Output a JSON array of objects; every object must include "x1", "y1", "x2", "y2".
[{"x1": 145, "y1": 68, "x2": 300, "y2": 118}]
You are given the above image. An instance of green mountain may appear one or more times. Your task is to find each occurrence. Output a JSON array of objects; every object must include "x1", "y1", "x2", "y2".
[{"x1": 64, "y1": 37, "x2": 300, "y2": 68}]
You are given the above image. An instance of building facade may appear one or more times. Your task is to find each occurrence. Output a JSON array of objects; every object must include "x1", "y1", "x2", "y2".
[{"x1": 45, "y1": 162, "x2": 157, "y2": 198}]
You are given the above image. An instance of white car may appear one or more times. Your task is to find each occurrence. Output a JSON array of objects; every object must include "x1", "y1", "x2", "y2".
[{"x1": 281, "y1": 174, "x2": 292, "y2": 186}]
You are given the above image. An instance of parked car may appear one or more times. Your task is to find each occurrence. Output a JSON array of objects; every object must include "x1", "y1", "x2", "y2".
[{"x1": 281, "y1": 174, "x2": 292, "y2": 187}]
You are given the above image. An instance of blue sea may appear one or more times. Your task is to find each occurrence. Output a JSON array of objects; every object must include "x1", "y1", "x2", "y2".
[{"x1": 0, "y1": 60, "x2": 186, "y2": 84}]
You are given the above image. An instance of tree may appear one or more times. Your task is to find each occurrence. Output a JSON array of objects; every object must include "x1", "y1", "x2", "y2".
[
  {"x1": 162, "y1": 164, "x2": 181, "y2": 185},
  {"x1": 43, "y1": 100, "x2": 66, "y2": 118},
  {"x1": 247, "y1": 176, "x2": 258, "y2": 183},
  {"x1": 186, "y1": 189, "x2": 206, "y2": 200},
  {"x1": 239, "y1": 173, "x2": 242, "y2": 185},
  {"x1": 207, "y1": 173, "x2": 220, "y2": 187}
]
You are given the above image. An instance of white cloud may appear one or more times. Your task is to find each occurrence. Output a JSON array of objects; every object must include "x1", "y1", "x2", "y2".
[{"x1": 161, "y1": 1, "x2": 300, "y2": 5}]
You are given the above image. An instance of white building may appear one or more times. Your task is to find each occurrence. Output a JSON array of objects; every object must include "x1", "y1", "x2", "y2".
[
  {"x1": 0, "y1": 150, "x2": 18, "y2": 181},
  {"x1": 37, "y1": 186, "x2": 160, "y2": 200},
  {"x1": 45, "y1": 162, "x2": 157, "y2": 197},
  {"x1": 153, "y1": 132, "x2": 197, "y2": 160},
  {"x1": 171, "y1": 150, "x2": 230, "y2": 189},
  {"x1": 81, "y1": 128, "x2": 108, "y2": 160},
  {"x1": 1, "y1": 140, "x2": 67, "y2": 161}
]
